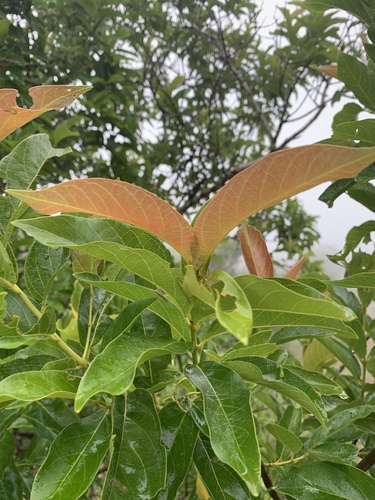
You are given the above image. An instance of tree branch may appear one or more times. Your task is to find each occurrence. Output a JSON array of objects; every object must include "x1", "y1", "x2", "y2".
[
  {"x1": 357, "y1": 447, "x2": 375, "y2": 472},
  {"x1": 261, "y1": 463, "x2": 283, "y2": 500}
]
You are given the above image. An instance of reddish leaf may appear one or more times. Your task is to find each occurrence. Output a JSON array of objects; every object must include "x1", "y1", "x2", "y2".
[
  {"x1": 8, "y1": 178, "x2": 196, "y2": 263},
  {"x1": 237, "y1": 224, "x2": 274, "y2": 277},
  {"x1": 193, "y1": 144, "x2": 375, "y2": 265},
  {"x1": 284, "y1": 256, "x2": 306, "y2": 280},
  {"x1": 0, "y1": 85, "x2": 91, "y2": 141}
]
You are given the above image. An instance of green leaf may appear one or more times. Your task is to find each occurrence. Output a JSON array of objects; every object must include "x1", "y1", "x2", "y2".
[
  {"x1": 332, "y1": 102, "x2": 363, "y2": 130},
  {"x1": 225, "y1": 357, "x2": 327, "y2": 425},
  {"x1": 298, "y1": 0, "x2": 373, "y2": 24},
  {"x1": 276, "y1": 462, "x2": 375, "y2": 500},
  {"x1": 0, "y1": 355, "x2": 55, "y2": 381},
  {"x1": 337, "y1": 52, "x2": 375, "y2": 112},
  {"x1": 236, "y1": 275, "x2": 357, "y2": 337},
  {"x1": 194, "y1": 434, "x2": 250, "y2": 500},
  {"x1": 75, "y1": 333, "x2": 192, "y2": 412},
  {"x1": 25, "y1": 242, "x2": 69, "y2": 303},
  {"x1": 327, "y1": 272, "x2": 375, "y2": 288},
  {"x1": 286, "y1": 366, "x2": 348, "y2": 398},
  {"x1": 221, "y1": 343, "x2": 277, "y2": 360},
  {"x1": 210, "y1": 270, "x2": 253, "y2": 345},
  {"x1": 30, "y1": 410, "x2": 110, "y2": 500},
  {"x1": 154, "y1": 402, "x2": 199, "y2": 500},
  {"x1": 333, "y1": 119, "x2": 375, "y2": 144},
  {"x1": 272, "y1": 326, "x2": 336, "y2": 344},
  {"x1": 308, "y1": 404, "x2": 374, "y2": 449},
  {"x1": 0, "y1": 134, "x2": 70, "y2": 190},
  {"x1": 185, "y1": 361, "x2": 261, "y2": 496},
  {"x1": 12, "y1": 216, "x2": 188, "y2": 310},
  {"x1": 23, "y1": 400, "x2": 79, "y2": 442},
  {"x1": 0, "y1": 242, "x2": 17, "y2": 283},
  {"x1": 0, "y1": 430, "x2": 23, "y2": 500},
  {"x1": 101, "y1": 298, "x2": 157, "y2": 348},
  {"x1": 103, "y1": 392, "x2": 166, "y2": 499},
  {"x1": 75, "y1": 273, "x2": 190, "y2": 341},
  {"x1": 0, "y1": 371, "x2": 79, "y2": 403},
  {"x1": 318, "y1": 178, "x2": 355, "y2": 208},
  {"x1": 265, "y1": 423, "x2": 303, "y2": 454},
  {"x1": 309, "y1": 442, "x2": 358, "y2": 463},
  {"x1": 348, "y1": 182, "x2": 375, "y2": 212},
  {"x1": 319, "y1": 337, "x2": 361, "y2": 379}
]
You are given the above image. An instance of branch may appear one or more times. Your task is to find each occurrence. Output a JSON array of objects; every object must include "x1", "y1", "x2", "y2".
[
  {"x1": 357, "y1": 447, "x2": 375, "y2": 472},
  {"x1": 261, "y1": 463, "x2": 283, "y2": 500}
]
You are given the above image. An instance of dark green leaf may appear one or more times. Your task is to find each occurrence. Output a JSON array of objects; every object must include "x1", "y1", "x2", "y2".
[
  {"x1": 266, "y1": 423, "x2": 303, "y2": 454},
  {"x1": 102, "y1": 392, "x2": 166, "y2": 499},
  {"x1": 75, "y1": 333, "x2": 192, "y2": 411},
  {"x1": 25, "y1": 242, "x2": 69, "y2": 303},
  {"x1": 30, "y1": 410, "x2": 111, "y2": 500},
  {"x1": 185, "y1": 361, "x2": 261, "y2": 496},
  {"x1": 319, "y1": 337, "x2": 361, "y2": 379},
  {"x1": 276, "y1": 462, "x2": 375, "y2": 500},
  {"x1": 155, "y1": 402, "x2": 199, "y2": 500},
  {"x1": 194, "y1": 435, "x2": 250, "y2": 500}
]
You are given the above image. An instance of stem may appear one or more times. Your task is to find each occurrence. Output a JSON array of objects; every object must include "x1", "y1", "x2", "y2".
[
  {"x1": 190, "y1": 321, "x2": 199, "y2": 365},
  {"x1": 261, "y1": 463, "x2": 282, "y2": 500},
  {"x1": 82, "y1": 285, "x2": 94, "y2": 360},
  {"x1": 263, "y1": 453, "x2": 308, "y2": 467},
  {"x1": 0, "y1": 277, "x2": 89, "y2": 368}
]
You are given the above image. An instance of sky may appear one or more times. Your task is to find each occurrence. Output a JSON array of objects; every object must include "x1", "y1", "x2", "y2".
[{"x1": 254, "y1": 0, "x2": 374, "y2": 260}]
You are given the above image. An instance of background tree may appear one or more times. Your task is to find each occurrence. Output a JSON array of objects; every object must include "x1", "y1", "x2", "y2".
[{"x1": 0, "y1": 0, "x2": 352, "y2": 211}]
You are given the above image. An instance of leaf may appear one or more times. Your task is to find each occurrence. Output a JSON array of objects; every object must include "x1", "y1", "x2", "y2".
[
  {"x1": 154, "y1": 402, "x2": 199, "y2": 500},
  {"x1": 102, "y1": 392, "x2": 166, "y2": 499},
  {"x1": 276, "y1": 462, "x2": 375, "y2": 500},
  {"x1": 185, "y1": 361, "x2": 261, "y2": 496},
  {"x1": 337, "y1": 52, "x2": 375, "y2": 112},
  {"x1": 0, "y1": 134, "x2": 70, "y2": 190},
  {"x1": 319, "y1": 337, "x2": 361, "y2": 379},
  {"x1": 210, "y1": 270, "x2": 253, "y2": 345},
  {"x1": 0, "y1": 431, "x2": 23, "y2": 500},
  {"x1": 307, "y1": 404, "x2": 374, "y2": 449},
  {"x1": 12, "y1": 216, "x2": 188, "y2": 309},
  {"x1": 348, "y1": 182, "x2": 375, "y2": 212},
  {"x1": 319, "y1": 178, "x2": 355, "y2": 208},
  {"x1": 236, "y1": 275, "x2": 357, "y2": 337},
  {"x1": 225, "y1": 357, "x2": 327, "y2": 425},
  {"x1": 24, "y1": 400, "x2": 79, "y2": 442},
  {"x1": 327, "y1": 272, "x2": 375, "y2": 288},
  {"x1": 193, "y1": 144, "x2": 375, "y2": 264},
  {"x1": 0, "y1": 242, "x2": 17, "y2": 283},
  {"x1": 75, "y1": 273, "x2": 190, "y2": 341},
  {"x1": 194, "y1": 435, "x2": 250, "y2": 500},
  {"x1": 8, "y1": 178, "x2": 196, "y2": 263},
  {"x1": 25, "y1": 243, "x2": 69, "y2": 303},
  {"x1": 237, "y1": 224, "x2": 274, "y2": 277},
  {"x1": 272, "y1": 326, "x2": 335, "y2": 344},
  {"x1": 265, "y1": 423, "x2": 303, "y2": 454},
  {"x1": 0, "y1": 371, "x2": 79, "y2": 403},
  {"x1": 309, "y1": 442, "x2": 358, "y2": 463},
  {"x1": 0, "y1": 85, "x2": 91, "y2": 141},
  {"x1": 332, "y1": 119, "x2": 375, "y2": 144},
  {"x1": 75, "y1": 333, "x2": 192, "y2": 412},
  {"x1": 284, "y1": 256, "x2": 306, "y2": 279},
  {"x1": 297, "y1": 0, "x2": 373, "y2": 23},
  {"x1": 285, "y1": 365, "x2": 347, "y2": 398},
  {"x1": 30, "y1": 410, "x2": 110, "y2": 500}
]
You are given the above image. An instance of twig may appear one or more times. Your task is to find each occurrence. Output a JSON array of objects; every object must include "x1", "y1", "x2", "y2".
[{"x1": 357, "y1": 447, "x2": 375, "y2": 472}]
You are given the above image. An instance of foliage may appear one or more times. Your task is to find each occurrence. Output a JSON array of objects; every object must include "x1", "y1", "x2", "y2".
[
  {"x1": 0, "y1": 0, "x2": 352, "y2": 211},
  {"x1": 0, "y1": 71, "x2": 374, "y2": 499}
]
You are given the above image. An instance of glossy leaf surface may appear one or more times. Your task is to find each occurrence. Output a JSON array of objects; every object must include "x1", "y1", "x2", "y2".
[
  {"x1": 155, "y1": 402, "x2": 199, "y2": 500},
  {"x1": 0, "y1": 371, "x2": 79, "y2": 403},
  {"x1": 75, "y1": 333, "x2": 192, "y2": 411},
  {"x1": 103, "y1": 392, "x2": 166, "y2": 499},
  {"x1": 194, "y1": 435, "x2": 250, "y2": 500},
  {"x1": 185, "y1": 361, "x2": 261, "y2": 496},
  {"x1": 30, "y1": 410, "x2": 110, "y2": 500},
  {"x1": 276, "y1": 462, "x2": 375, "y2": 500}
]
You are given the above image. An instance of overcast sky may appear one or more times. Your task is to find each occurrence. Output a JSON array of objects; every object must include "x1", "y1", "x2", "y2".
[{"x1": 254, "y1": 0, "x2": 373, "y2": 258}]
